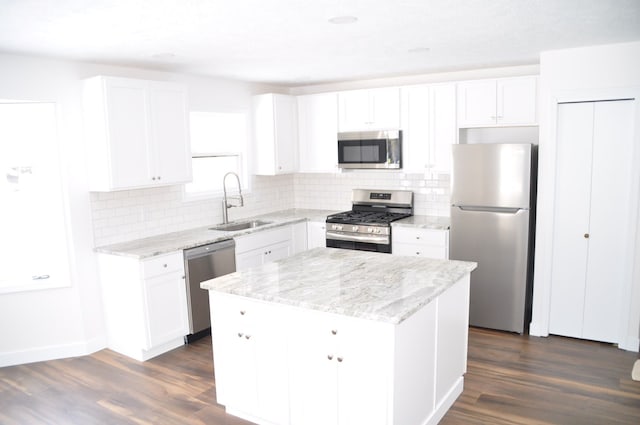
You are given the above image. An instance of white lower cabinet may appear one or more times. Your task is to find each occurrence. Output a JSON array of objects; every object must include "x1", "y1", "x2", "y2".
[
  {"x1": 306, "y1": 221, "x2": 327, "y2": 249},
  {"x1": 210, "y1": 294, "x2": 289, "y2": 425},
  {"x1": 98, "y1": 251, "x2": 189, "y2": 361},
  {"x1": 392, "y1": 227, "x2": 449, "y2": 259},
  {"x1": 288, "y1": 310, "x2": 393, "y2": 425},
  {"x1": 235, "y1": 226, "x2": 294, "y2": 271},
  {"x1": 209, "y1": 276, "x2": 471, "y2": 425}
]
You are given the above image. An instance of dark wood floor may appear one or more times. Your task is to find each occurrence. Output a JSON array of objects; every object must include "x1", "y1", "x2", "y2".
[{"x1": 1, "y1": 328, "x2": 639, "y2": 424}]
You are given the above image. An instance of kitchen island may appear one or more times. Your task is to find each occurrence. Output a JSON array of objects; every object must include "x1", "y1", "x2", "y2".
[{"x1": 202, "y1": 247, "x2": 476, "y2": 425}]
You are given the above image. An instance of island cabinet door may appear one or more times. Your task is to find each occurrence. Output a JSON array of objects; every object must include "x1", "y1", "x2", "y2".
[
  {"x1": 209, "y1": 294, "x2": 289, "y2": 424},
  {"x1": 288, "y1": 309, "x2": 393, "y2": 425}
]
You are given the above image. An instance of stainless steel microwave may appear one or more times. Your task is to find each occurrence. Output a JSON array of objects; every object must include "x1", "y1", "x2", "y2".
[{"x1": 337, "y1": 130, "x2": 402, "y2": 169}]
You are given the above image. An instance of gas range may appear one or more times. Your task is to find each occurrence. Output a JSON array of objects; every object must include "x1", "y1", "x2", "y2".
[{"x1": 326, "y1": 189, "x2": 413, "y2": 253}]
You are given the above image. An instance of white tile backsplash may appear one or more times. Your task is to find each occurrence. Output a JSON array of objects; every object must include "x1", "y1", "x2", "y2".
[{"x1": 90, "y1": 171, "x2": 450, "y2": 246}]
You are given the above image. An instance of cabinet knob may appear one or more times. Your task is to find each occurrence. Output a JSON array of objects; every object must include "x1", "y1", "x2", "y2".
[
  {"x1": 157, "y1": 176, "x2": 161, "y2": 180},
  {"x1": 416, "y1": 252, "x2": 421, "y2": 256},
  {"x1": 331, "y1": 329, "x2": 337, "y2": 335},
  {"x1": 584, "y1": 233, "x2": 590, "y2": 239},
  {"x1": 416, "y1": 236, "x2": 420, "y2": 240},
  {"x1": 237, "y1": 332, "x2": 243, "y2": 338},
  {"x1": 245, "y1": 334, "x2": 251, "y2": 340},
  {"x1": 337, "y1": 357, "x2": 344, "y2": 363},
  {"x1": 163, "y1": 264, "x2": 168, "y2": 268},
  {"x1": 327, "y1": 354, "x2": 333, "y2": 360},
  {"x1": 152, "y1": 177, "x2": 156, "y2": 181},
  {"x1": 240, "y1": 310, "x2": 246, "y2": 315}
]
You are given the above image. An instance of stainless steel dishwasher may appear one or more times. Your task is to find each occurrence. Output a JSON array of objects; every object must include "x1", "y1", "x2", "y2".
[{"x1": 183, "y1": 239, "x2": 236, "y2": 343}]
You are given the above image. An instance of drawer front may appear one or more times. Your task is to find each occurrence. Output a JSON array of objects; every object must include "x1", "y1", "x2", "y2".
[
  {"x1": 235, "y1": 225, "x2": 292, "y2": 254},
  {"x1": 393, "y1": 227, "x2": 447, "y2": 245},
  {"x1": 142, "y1": 251, "x2": 184, "y2": 278},
  {"x1": 393, "y1": 243, "x2": 447, "y2": 259}
]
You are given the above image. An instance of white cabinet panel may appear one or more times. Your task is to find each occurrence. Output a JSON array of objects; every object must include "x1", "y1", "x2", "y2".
[
  {"x1": 338, "y1": 87, "x2": 400, "y2": 131},
  {"x1": 143, "y1": 270, "x2": 189, "y2": 349},
  {"x1": 253, "y1": 93, "x2": 298, "y2": 175},
  {"x1": 288, "y1": 309, "x2": 392, "y2": 425},
  {"x1": 401, "y1": 83, "x2": 457, "y2": 172},
  {"x1": 549, "y1": 99, "x2": 635, "y2": 343},
  {"x1": 235, "y1": 226, "x2": 294, "y2": 272},
  {"x1": 298, "y1": 93, "x2": 339, "y2": 172},
  {"x1": 457, "y1": 76, "x2": 537, "y2": 127},
  {"x1": 83, "y1": 76, "x2": 192, "y2": 191},
  {"x1": 307, "y1": 221, "x2": 327, "y2": 249},
  {"x1": 210, "y1": 295, "x2": 289, "y2": 424},
  {"x1": 98, "y1": 251, "x2": 188, "y2": 361},
  {"x1": 392, "y1": 227, "x2": 449, "y2": 259}
]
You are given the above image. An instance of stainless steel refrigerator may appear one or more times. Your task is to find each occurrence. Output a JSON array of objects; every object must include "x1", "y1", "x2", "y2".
[{"x1": 450, "y1": 143, "x2": 537, "y2": 334}]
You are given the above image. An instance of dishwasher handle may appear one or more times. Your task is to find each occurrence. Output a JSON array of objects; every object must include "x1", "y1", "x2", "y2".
[{"x1": 184, "y1": 239, "x2": 236, "y2": 260}]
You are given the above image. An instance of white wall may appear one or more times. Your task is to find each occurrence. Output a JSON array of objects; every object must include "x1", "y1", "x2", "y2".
[
  {"x1": 0, "y1": 53, "x2": 277, "y2": 366},
  {"x1": 531, "y1": 41, "x2": 640, "y2": 351}
]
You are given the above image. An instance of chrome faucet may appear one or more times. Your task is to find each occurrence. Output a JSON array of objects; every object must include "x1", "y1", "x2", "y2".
[{"x1": 222, "y1": 171, "x2": 244, "y2": 224}]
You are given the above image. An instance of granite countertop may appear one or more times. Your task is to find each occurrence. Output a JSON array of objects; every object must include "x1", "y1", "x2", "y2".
[
  {"x1": 94, "y1": 208, "x2": 451, "y2": 259},
  {"x1": 94, "y1": 209, "x2": 337, "y2": 259},
  {"x1": 393, "y1": 215, "x2": 450, "y2": 230},
  {"x1": 201, "y1": 247, "x2": 475, "y2": 325}
]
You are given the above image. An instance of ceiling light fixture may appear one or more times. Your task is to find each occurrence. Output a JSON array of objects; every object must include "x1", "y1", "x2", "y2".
[{"x1": 328, "y1": 15, "x2": 358, "y2": 24}]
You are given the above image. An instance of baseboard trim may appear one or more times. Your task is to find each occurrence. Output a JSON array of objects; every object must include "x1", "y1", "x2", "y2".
[{"x1": 0, "y1": 336, "x2": 107, "y2": 367}]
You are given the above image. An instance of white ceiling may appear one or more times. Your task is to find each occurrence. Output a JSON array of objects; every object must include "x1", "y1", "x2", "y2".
[{"x1": 1, "y1": 0, "x2": 639, "y2": 86}]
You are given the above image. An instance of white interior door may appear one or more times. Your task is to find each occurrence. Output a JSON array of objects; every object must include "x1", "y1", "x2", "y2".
[
  {"x1": 583, "y1": 100, "x2": 635, "y2": 342},
  {"x1": 549, "y1": 99, "x2": 636, "y2": 343},
  {"x1": 549, "y1": 102, "x2": 594, "y2": 338}
]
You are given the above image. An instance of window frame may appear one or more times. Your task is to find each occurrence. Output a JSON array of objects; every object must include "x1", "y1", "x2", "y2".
[{"x1": 182, "y1": 110, "x2": 250, "y2": 202}]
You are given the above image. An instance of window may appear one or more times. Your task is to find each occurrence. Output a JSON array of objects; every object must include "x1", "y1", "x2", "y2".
[
  {"x1": 184, "y1": 111, "x2": 248, "y2": 198},
  {"x1": 0, "y1": 102, "x2": 71, "y2": 293}
]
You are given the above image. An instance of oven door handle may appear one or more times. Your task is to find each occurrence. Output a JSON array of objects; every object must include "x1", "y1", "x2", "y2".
[{"x1": 326, "y1": 231, "x2": 390, "y2": 244}]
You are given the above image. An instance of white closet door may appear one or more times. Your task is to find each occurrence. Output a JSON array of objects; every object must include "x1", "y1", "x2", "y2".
[
  {"x1": 549, "y1": 99, "x2": 635, "y2": 343},
  {"x1": 549, "y1": 102, "x2": 594, "y2": 338},
  {"x1": 583, "y1": 100, "x2": 635, "y2": 342}
]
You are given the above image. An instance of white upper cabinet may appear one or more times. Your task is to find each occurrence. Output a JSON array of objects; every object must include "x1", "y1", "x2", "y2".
[
  {"x1": 401, "y1": 83, "x2": 457, "y2": 172},
  {"x1": 83, "y1": 76, "x2": 192, "y2": 191},
  {"x1": 297, "y1": 92, "x2": 339, "y2": 172},
  {"x1": 338, "y1": 87, "x2": 400, "y2": 131},
  {"x1": 457, "y1": 76, "x2": 538, "y2": 127},
  {"x1": 253, "y1": 93, "x2": 298, "y2": 175}
]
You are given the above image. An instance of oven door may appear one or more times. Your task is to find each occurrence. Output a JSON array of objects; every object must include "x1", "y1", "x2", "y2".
[{"x1": 325, "y1": 230, "x2": 391, "y2": 253}]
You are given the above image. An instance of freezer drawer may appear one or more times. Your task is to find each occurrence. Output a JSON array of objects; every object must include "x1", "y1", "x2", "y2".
[{"x1": 450, "y1": 206, "x2": 531, "y2": 333}]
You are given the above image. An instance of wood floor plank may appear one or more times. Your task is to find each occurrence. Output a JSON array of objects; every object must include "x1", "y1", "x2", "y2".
[{"x1": 1, "y1": 328, "x2": 639, "y2": 424}]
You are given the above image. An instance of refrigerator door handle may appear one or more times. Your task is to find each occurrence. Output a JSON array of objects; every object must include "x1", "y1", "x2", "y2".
[{"x1": 454, "y1": 206, "x2": 525, "y2": 214}]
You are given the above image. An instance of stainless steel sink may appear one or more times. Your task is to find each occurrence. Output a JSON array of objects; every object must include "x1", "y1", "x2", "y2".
[{"x1": 209, "y1": 220, "x2": 272, "y2": 232}]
